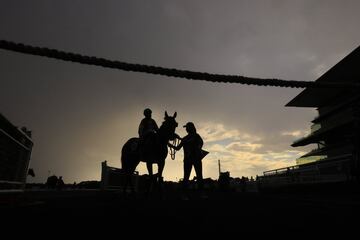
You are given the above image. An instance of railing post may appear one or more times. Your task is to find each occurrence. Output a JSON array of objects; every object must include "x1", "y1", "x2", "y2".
[{"x1": 101, "y1": 160, "x2": 108, "y2": 190}]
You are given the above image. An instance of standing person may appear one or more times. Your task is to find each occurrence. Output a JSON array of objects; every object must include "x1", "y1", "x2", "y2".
[
  {"x1": 138, "y1": 108, "x2": 159, "y2": 138},
  {"x1": 168, "y1": 122, "x2": 207, "y2": 194}
]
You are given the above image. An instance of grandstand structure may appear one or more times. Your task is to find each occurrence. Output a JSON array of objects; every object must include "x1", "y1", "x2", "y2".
[
  {"x1": 259, "y1": 45, "x2": 360, "y2": 189},
  {"x1": 0, "y1": 113, "x2": 33, "y2": 190}
]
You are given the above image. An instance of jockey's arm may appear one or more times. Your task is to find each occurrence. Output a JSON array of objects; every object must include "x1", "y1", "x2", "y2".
[
  {"x1": 138, "y1": 119, "x2": 145, "y2": 136},
  {"x1": 153, "y1": 119, "x2": 159, "y2": 131}
]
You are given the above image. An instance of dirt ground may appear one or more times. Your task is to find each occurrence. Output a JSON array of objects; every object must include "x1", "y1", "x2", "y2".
[{"x1": 1, "y1": 188, "x2": 360, "y2": 237}]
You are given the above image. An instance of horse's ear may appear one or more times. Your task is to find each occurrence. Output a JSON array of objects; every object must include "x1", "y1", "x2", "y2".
[
  {"x1": 165, "y1": 111, "x2": 169, "y2": 118},
  {"x1": 173, "y1": 112, "x2": 177, "y2": 118}
]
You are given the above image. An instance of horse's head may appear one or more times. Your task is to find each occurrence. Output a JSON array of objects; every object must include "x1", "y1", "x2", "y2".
[{"x1": 160, "y1": 111, "x2": 178, "y2": 141}]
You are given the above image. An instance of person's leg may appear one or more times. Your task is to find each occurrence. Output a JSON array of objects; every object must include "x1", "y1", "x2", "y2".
[
  {"x1": 194, "y1": 160, "x2": 203, "y2": 190},
  {"x1": 183, "y1": 160, "x2": 192, "y2": 186},
  {"x1": 182, "y1": 160, "x2": 192, "y2": 198}
]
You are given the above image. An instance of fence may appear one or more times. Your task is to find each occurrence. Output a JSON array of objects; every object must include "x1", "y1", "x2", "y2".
[
  {"x1": 100, "y1": 161, "x2": 139, "y2": 191},
  {"x1": 260, "y1": 154, "x2": 354, "y2": 186}
]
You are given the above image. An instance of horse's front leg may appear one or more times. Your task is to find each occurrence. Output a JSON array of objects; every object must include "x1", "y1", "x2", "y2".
[
  {"x1": 146, "y1": 162, "x2": 153, "y2": 176},
  {"x1": 157, "y1": 161, "x2": 165, "y2": 184},
  {"x1": 146, "y1": 162, "x2": 155, "y2": 193}
]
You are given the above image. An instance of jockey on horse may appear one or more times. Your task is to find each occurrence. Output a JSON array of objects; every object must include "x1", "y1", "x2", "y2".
[{"x1": 121, "y1": 110, "x2": 178, "y2": 192}]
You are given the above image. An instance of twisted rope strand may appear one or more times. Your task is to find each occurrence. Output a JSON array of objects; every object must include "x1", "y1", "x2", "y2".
[{"x1": 1, "y1": 39, "x2": 359, "y2": 89}]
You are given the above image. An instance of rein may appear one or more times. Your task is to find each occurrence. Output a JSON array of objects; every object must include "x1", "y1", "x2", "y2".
[{"x1": 168, "y1": 138, "x2": 180, "y2": 160}]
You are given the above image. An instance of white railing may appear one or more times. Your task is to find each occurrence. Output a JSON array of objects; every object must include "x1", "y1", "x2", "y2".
[
  {"x1": 100, "y1": 161, "x2": 139, "y2": 191},
  {"x1": 260, "y1": 154, "x2": 353, "y2": 185}
]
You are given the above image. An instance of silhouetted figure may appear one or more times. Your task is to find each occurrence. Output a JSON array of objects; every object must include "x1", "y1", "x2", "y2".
[
  {"x1": 28, "y1": 168, "x2": 35, "y2": 177},
  {"x1": 138, "y1": 108, "x2": 159, "y2": 138},
  {"x1": 57, "y1": 176, "x2": 65, "y2": 190},
  {"x1": 121, "y1": 111, "x2": 178, "y2": 193},
  {"x1": 169, "y1": 122, "x2": 207, "y2": 196},
  {"x1": 46, "y1": 175, "x2": 58, "y2": 189}
]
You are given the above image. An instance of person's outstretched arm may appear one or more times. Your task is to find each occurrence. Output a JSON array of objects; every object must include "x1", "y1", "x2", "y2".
[
  {"x1": 168, "y1": 140, "x2": 183, "y2": 151},
  {"x1": 174, "y1": 133, "x2": 182, "y2": 140}
]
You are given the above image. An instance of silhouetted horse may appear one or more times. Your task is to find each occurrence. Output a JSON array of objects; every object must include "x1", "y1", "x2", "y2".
[{"x1": 121, "y1": 111, "x2": 178, "y2": 191}]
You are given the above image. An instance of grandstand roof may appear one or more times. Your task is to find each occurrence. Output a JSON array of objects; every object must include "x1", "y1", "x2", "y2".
[{"x1": 286, "y1": 45, "x2": 360, "y2": 108}]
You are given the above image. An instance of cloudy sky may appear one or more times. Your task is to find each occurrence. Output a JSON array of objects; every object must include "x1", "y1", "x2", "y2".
[{"x1": 1, "y1": 0, "x2": 360, "y2": 183}]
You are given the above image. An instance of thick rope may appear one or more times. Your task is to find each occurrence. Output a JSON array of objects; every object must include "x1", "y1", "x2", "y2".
[{"x1": 1, "y1": 39, "x2": 359, "y2": 89}]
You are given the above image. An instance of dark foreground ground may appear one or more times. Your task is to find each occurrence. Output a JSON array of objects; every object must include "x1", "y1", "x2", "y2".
[{"x1": 1, "y1": 187, "x2": 360, "y2": 237}]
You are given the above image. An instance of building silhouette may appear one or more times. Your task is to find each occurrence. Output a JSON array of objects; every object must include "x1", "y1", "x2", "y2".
[
  {"x1": 0, "y1": 113, "x2": 33, "y2": 189},
  {"x1": 260, "y1": 45, "x2": 360, "y2": 188}
]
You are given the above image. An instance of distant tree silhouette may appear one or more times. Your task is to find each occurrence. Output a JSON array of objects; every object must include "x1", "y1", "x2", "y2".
[
  {"x1": 46, "y1": 175, "x2": 58, "y2": 189},
  {"x1": 57, "y1": 176, "x2": 65, "y2": 190}
]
